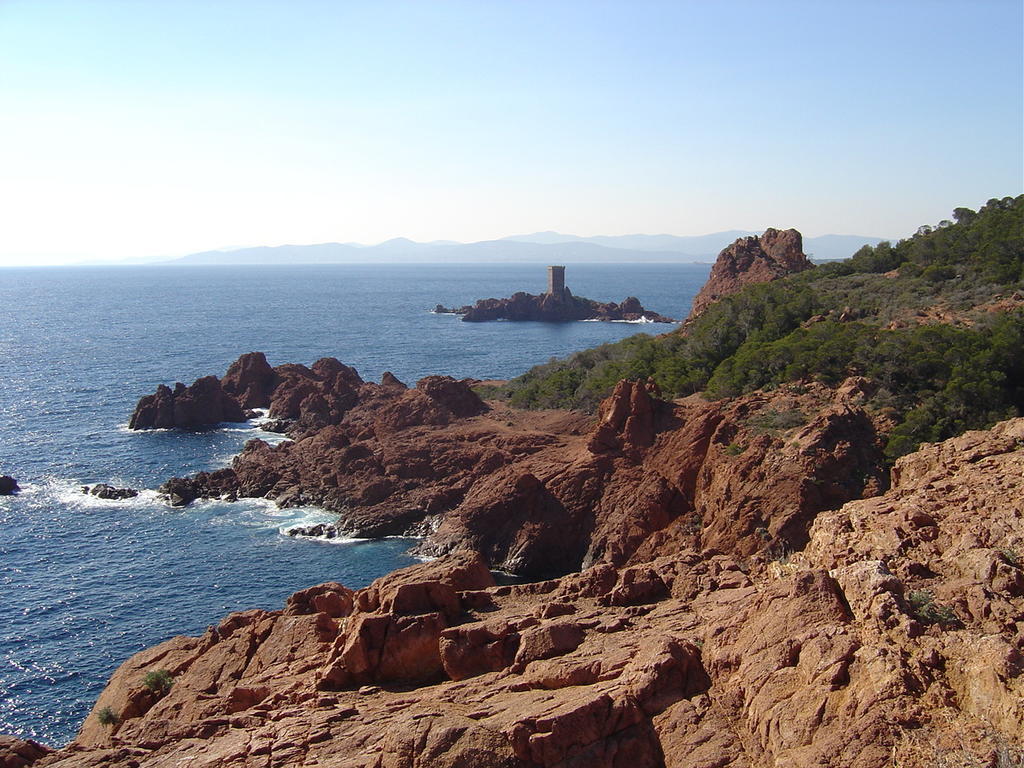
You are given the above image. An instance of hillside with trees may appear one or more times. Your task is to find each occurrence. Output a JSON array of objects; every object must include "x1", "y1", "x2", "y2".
[{"x1": 495, "y1": 195, "x2": 1024, "y2": 459}]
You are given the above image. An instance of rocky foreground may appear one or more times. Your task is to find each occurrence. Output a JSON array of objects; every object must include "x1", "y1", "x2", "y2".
[{"x1": 13, "y1": 417, "x2": 1023, "y2": 767}]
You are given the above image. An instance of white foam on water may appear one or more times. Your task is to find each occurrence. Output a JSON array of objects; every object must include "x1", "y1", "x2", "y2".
[
  {"x1": 43, "y1": 478, "x2": 163, "y2": 510},
  {"x1": 582, "y1": 317, "x2": 677, "y2": 324},
  {"x1": 282, "y1": 530, "x2": 367, "y2": 545}
]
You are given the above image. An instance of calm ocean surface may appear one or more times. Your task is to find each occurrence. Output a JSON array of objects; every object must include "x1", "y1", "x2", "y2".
[{"x1": 0, "y1": 262, "x2": 708, "y2": 745}]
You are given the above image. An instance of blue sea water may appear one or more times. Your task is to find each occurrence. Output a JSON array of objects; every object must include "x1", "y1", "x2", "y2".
[{"x1": 0, "y1": 262, "x2": 708, "y2": 746}]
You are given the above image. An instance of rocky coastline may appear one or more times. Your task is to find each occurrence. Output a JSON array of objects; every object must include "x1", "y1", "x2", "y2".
[
  {"x1": 7, "y1": 227, "x2": 1022, "y2": 767},
  {"x1": 17, "y1": 417, "x2": 1024, "y2": 767}
]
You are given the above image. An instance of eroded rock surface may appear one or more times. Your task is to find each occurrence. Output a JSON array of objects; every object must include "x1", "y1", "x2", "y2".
[
  {"x1": 33, "y1": 419, "x2": 1024, "y2": 767},
  {"x1": 153, "y1": 360, "x2": 886, "y2": 579}
]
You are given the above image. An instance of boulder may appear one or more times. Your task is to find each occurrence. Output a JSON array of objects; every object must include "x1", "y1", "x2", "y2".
[{"x1": 0, "y1": 476, "x2": 18, "y2": 495}]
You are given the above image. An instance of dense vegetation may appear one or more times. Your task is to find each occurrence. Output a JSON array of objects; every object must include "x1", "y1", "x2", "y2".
[{"x1": 495, "y1": 195, "x2": 1024, "y2": 459}]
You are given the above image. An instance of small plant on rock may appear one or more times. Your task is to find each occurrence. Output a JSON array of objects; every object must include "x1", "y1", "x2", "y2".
[
  {"x1": 96, "y1": 706, "x2": 118, "y2": 726},
  {"x1": 749, "y1": 408, "x2": 807, "y2": 433},
  {"x1": 999, "y1": 547, "x2": 1021, "y2": 568},
  {"x1": 143, "y1": 668, "x2": 174, "y2": 695},
  {"x1": 907, "y1": 590, "x2": 961, "y2": 628}
]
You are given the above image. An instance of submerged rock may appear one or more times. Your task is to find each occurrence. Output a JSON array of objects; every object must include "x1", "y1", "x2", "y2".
[{"x1": 82, "y1": 484, "x2": 139, "y2": 500}]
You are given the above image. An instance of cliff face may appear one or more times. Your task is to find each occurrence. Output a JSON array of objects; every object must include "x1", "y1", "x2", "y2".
[
  {"x1": 687, "y1": 228, "x2": 812, "y2": 320},
  {"x1": 31, "y1": 419, "x2": 1024, "y2": 767}
]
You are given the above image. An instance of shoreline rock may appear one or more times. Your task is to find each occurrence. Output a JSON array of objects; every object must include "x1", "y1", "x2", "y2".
[
  {"x1": 128, "y1": 375, "x2": 246, "y2": 430},
  {"x1": 81, "y1": 484, "x2": 139, "y2": 500},
  {"x1": 153, "y1": 352, "x2": 887, "y2": 580},
  {"x1": 0, "y1": 735, "x2": 51, "y2": 767},
  {"x1": 0, "y1": 475, "x2": 18, "y2": 495}
]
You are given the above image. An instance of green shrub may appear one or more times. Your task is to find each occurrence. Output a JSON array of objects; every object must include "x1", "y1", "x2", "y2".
[
  {"x1": 496, "y1": 196, "x2": 1024, "y2": 459},
  {"x1": 143, "y1": 669, "x2": 174, "y2": 695},
  {"x1": 724, "y1": 442, "x2": 745, "y2": 456},
  {"x1": 96, "y1": 706, "x2": 118, "y2": 726},
  {"x1": 906, "y1": 590, "x2": 960, "y2": 627},
  {"x1": 748, "y1": 408, "x2": 807, "y2": 433},
  {"x1": 999, "y1": 548, "x2": 1021, "y2": 568}
]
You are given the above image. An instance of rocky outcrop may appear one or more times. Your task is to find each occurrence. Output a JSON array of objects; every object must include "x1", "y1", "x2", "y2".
[
  {"x1": 128, "y1": 353, "x2": 370, "y2": 433},
  {"x1": 128, "y1": 376, "x2": 246, "y2": 430},
  {"x1": 159, "y1": 374, "x2": 536, "y2": 530},
  {"x1": 220, "y1": 351, "x2": 277, "y2": 408},
  {"x1": 149, "y1": 358, "x2": 885, "y2": 578},
  {"x1": 0, "y1": 476, "x2": 18, "y2": 495},
  {"x1": 422, "y1": 378, "x2": 886, "y2": 576},
  {"x1": 436, "y1": 290, "x2": 674, "y2": 323},
  {"x1": 687, "y1": 228, "x2": 813, "y2": 320},
  {"x1": 34, "y1": 421, "x2": 1024, "y2": 767},
  {"x1": 81, "y1": 484, "x2": 139, "y2": 500}
]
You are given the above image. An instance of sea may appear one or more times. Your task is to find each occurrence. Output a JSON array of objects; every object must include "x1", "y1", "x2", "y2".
[{"x1": 0, "y1": 262, "x2": 708, "y2": 746}]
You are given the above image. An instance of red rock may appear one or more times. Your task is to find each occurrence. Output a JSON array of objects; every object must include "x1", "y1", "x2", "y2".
[
  {"x1": 128, "y1": 375, "x2": 245, "y2": 430},
  {"x1": 513, "y1": 620, "x2": 585, "y2": 667},
  {"x1": 439, "y1": 618, "x2": 522, "y2": 681},
  {"x1": 415, "y1": 376, "x2": 487, "y2": 418},
  {"x1": 220, "y1": 351, "x2": 277, "y2": 408},
  {"x1": 284, "y1": 582, "x2": 355, "y2": 618},
  {"x1": 32, "y1": 421, "x2": 1024, "y2": 767}
]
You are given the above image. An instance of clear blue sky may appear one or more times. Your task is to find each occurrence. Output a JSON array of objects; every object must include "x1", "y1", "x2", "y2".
[{"x1": 1, "y1": 0, "x2": 1021, "y2": 264}]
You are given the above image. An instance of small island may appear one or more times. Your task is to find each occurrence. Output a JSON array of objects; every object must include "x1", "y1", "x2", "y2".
[{"x1": 434, "y1": 265, "x2": 676, "y2": 323}]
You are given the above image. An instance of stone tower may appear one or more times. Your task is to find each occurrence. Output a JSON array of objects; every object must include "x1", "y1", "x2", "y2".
[{"x1": 547, "y1": 265, "x2": 566, "y2": 297}]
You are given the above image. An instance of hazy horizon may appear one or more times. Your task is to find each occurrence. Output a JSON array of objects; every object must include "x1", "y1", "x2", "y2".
[{"x1": 1, "y1": 0, "x2": 1021, "y2": 266}]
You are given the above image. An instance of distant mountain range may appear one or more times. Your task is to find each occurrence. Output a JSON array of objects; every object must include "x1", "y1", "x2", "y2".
[{"x1": 166, "y1": 230, "x2": 891, "y2": 266}]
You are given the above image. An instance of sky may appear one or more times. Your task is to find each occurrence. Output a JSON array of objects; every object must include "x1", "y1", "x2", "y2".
[{"x1": 0, "y1": 0, "x2": 1021, "y2": 265}]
